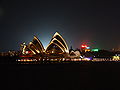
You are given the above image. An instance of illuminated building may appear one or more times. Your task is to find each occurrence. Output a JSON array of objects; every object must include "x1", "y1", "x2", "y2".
[
  {"x1": 81, "y1": 45, "x2": 90, "y2": 52},
  {"x1": 28, "y1": 36, "x2": 45, "y2": 55},
  {"x1": 91, "y1": 48, "x2": 99, "y2": 52},
  {"x1": 69, "y1": 50, "x2": 81, "y2": 58},
  {"x1": 112, "y1": 47, "x2": 120, "y2": 52},
  {"x1": 20, "y1": 32, "x2": 71, "y2": 58},
  {"x1": 113, "y1": 54, "x2": 120, "y2": 61},
  {"x1": 45, "y1": 32, "x2": 69, "y2": 57}
]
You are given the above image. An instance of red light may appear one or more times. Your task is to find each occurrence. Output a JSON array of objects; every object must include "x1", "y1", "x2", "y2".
[
  {"x1": 81, "y1": 45, "x2": 88, "y2": 48},
  {"x1": 85, "y1": 45, "x2": 87, "y2": 47}
]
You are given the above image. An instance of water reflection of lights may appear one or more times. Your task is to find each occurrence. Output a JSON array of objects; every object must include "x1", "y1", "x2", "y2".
[
  {"x1": 81, "y1": 58, "x2": 91, "y2": 61},
  {"x1": 92, "y1": 58, "x2": 120, "y2": 62},
  {"x1": 17, "y1": 58, "x2": 82, "y2": 62},
  {"x1": 17, "y1": 59, "x2": 37, "y2": 62},
  {"x1": 16, "y1": 58, "x2": 120, "y2": 63}
]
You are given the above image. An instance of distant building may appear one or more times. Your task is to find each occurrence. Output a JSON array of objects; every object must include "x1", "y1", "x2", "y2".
[
  {"x1": 112, "y1": 47, "x2": 120, "y2": 52},
  {"x1": 20, "y1": 32, "x2": 75, "y2": 59},
  {"x1": 69, "y1": 50, "x2": 81, "y2": 58}
]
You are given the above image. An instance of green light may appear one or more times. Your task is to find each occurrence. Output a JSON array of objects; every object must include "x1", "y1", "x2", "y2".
[{"x1": 92, "y1": 48, "x2": 99, "y2": 52}]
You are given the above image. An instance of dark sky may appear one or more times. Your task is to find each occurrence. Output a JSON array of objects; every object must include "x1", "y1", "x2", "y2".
[{"x1": 0, "y1": 0, "x2": 120, "y2": 51}]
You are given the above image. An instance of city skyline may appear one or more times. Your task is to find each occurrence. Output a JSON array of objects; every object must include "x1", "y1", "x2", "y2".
[
  {"x1": 0, "y1": 0, "x2": 120, "y2": 51},
  {"x1": 1, "y1": 1, "x2": 120, "y2": 89}
]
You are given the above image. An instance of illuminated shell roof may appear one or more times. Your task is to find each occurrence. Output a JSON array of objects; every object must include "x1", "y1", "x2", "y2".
[
  {"x1": 52, "y1": 32, "x2": 69, "y2": 51},
  {"x1": 25, "y1": 32, "x2": 69, "y2": 55},
  {"x1": 46, "y1": 32, "x2": 69, "y2": 53},
  {"x1": 32, "y1": 36, "x2": 45, "y2": 52},
  {"x1": 28, "y1": 42, "x2": 39, "y2": 54},
  {"x1": 28, "y1": 36, "x2": 45, "y2": 54}
]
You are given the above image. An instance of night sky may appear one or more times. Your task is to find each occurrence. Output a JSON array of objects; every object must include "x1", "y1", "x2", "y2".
[{"x1": 0, "y1": 0, "x2": 120, "y2": 51}]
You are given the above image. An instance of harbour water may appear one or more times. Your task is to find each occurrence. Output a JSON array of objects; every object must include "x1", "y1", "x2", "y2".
[{"x1": 5, "y1": 58, "x2": 120, "y2": 90}]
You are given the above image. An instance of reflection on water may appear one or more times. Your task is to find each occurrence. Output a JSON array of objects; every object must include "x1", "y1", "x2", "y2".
[
  {"x1": 7, "y1": 60, "x2": 120, "y2": 90},
  {"x1": 16, "y1": 58, "x2": 120, "y2": 64},
  {"x1": 16, "y1": 58, "x2": 82, "y2": 64}
]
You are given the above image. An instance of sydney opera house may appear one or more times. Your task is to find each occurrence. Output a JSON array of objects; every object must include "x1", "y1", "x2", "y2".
[{"x1": 20, "y1": 32, "x2": 81, "y2": 60}]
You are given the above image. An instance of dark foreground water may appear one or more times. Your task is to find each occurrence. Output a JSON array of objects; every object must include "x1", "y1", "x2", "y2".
[
  {"x1": 5, "y1": 62, "x2": 120, "y2": 89},
  {"x1": 1, "y1": 59, "x2": 120, "y2": 90}
]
